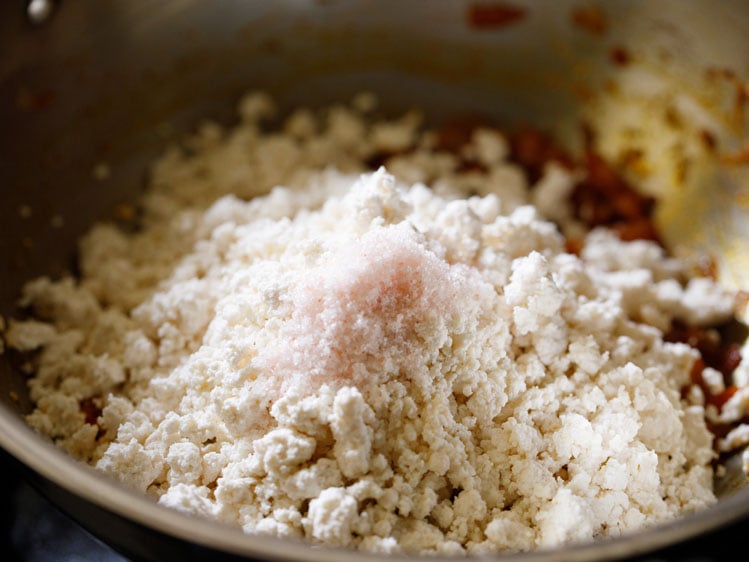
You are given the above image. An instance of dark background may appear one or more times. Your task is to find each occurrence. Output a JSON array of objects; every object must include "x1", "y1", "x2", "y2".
[{"x1": 1, "y1": 449, "x2": 126, "y2": 562}]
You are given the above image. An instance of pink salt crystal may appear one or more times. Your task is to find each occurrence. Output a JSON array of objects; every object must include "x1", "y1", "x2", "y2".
[{"x1": 255, "y1": 223, "x2": 465, "y2": 393}]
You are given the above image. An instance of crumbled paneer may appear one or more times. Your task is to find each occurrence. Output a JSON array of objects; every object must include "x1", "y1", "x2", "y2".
[{"x1": 7, "y1": 93, "x2": 742, "y2": 554}]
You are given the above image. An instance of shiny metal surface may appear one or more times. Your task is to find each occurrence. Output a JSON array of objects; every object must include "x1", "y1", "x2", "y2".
[{"x1": 1, "y1": 1, "x2": 748, "y2": 560}]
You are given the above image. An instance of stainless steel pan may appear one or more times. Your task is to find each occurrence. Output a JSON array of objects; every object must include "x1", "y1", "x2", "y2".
[{"x1": 2, "y1": 1, "x2": 748, "y2": 560}]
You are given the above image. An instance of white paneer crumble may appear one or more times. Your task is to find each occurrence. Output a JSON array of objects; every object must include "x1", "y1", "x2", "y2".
[{"x1": 4, "y1": 92, "x2": 745, "y2": 554}]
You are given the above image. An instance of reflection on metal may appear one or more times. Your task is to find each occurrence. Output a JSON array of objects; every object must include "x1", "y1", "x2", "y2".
[
  {"x1": 715, "y1": 448, "x2": 749, "y2": 498},
  {"x1": 27, "y1": 0, "x2": 54, "y2": 25}
]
